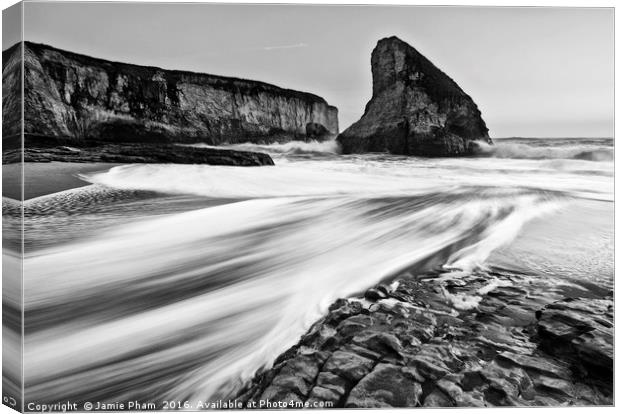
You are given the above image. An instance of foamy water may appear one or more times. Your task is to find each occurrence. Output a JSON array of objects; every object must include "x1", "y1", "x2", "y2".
[{"x1": 6, "y1": 137, "x2": 614, "y2": 405}]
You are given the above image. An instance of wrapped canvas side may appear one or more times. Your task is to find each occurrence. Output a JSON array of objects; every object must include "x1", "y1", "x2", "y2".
[{"x1": 2, "y1": 2, "x2": 24, "y2": 412}]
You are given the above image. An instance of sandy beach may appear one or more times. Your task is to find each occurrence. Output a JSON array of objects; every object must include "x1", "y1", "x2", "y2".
[{"x1": 2, "y1": 162, "x2": 119, "y2": 200}]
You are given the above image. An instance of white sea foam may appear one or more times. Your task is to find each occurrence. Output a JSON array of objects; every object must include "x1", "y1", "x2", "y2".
[
  {"x1": 473, "y1": 140, "x2": 613, "y2": 161},
  {"x1": 79, "y1": 162, "x2": 436, "y2": 198},
  {"x1": 441, "y1": 288, "x2": 484, "y2": 311},
  {"x1": 79, "y1": 150, "x2": 612, "y2": 201},
  {"x1": 23, "y1": 184, "x2": 561, "y2": 403},
  {"x1": 186, "y1": 139, "x2": 341, "y2": 157},
  {"x1": 477, "y1": 277, "x2": 513, "y2": 295},
  {"x1": 19, "y1": 138, "x2": 612, "y2": 404}
]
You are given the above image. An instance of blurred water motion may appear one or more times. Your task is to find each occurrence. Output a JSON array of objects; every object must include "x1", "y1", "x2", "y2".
[{"x1": 3, "y1": 137, "x2": 612, "y2": 405}]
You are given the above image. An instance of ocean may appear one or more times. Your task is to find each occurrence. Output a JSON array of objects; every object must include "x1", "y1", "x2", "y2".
[{"x1": 3, "y1": 137, "x2": 613, "y2": 404}]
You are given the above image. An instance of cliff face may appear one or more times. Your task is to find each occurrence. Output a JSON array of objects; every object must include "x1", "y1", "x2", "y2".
[
  {"x1": 337, "y1": 37, "x2": 490, "y2": 156},
  {"x1": 2, "y1": 42, "x2": 338, "y2": 145},
  {"x1": 2, "y1": 43, "x2": 22, "y2": 140}
]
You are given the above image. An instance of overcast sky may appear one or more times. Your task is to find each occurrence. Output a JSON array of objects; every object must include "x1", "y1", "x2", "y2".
[{"x1": 5, "y1": 2, "x2": 614, "y2": 137}]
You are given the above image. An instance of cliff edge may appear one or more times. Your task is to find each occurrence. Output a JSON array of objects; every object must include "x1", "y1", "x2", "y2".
[
  {"x1": 2, "y1": 42, "x2": 338, "y2": 146},
  {"x1": 337, "y1": 37, "x2": 491, "y2": 156}
]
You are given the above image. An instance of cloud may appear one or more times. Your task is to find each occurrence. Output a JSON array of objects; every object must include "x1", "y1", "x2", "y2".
[{"x1": 262, "y1": 43, "x2": 308, "y2": 51}]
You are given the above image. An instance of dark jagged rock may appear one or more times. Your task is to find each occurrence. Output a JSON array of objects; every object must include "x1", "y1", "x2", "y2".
[
  {"x1": 305, "y1": 122, "x2": 331, "y2": 139},
  {"x1": 364, "y1": 287, "x2": 387, "y2": 301},
  {"x1": 236, "y1": 270, "x2": 613, "y2": 407},
  {"x1": 2, "y1": 41, "x2": 21, "y2": 140},
  {"x1": 537, "y1": 297, "x2": 613, "y2": 389},
  {"x1": 2, "y1": 142, "x2": 274, "y2": 166},
  {"x1": 2, "y1": 42, "x2": 338, "y2": 147},
  {"x1": 346, "y1": 363, "x2": 423, "y2": 408},
  {"x1": 337, "y1": 36, "x2": 491, "y2": 156}
]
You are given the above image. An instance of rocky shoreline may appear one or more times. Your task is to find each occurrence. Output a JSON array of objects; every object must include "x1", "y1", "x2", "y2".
[
  {"x1": 2, "y1": 143, "x2": 274, "y2": 166},
  {"x1": 236, "y1": 268, "x2": 613, "y2": 407}
]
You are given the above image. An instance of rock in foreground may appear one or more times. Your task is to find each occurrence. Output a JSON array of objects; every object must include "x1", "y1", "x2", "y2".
[
  {"x1": 337, "y1": 36, "x2": 491, "y2": 156},
  {"x1": 237, "y1": 269, "x2": 613, "y2": 407}
]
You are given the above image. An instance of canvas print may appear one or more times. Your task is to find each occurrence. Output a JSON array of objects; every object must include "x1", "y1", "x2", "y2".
[{"x1": 1, "y1": 1, "x2": 614, "y2": 411}]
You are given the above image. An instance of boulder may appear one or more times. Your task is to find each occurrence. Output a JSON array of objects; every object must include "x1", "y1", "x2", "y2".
[
  {"x1": 364, "y1": 287, "x2": 388, "y2": 301},
  {"x1": 305, "y1": 122, "x2": 331, "y2": 139},
  {"x1": 322, "y1": 351, "x2": 375, "y2": 383},
  {"x1": 345, "y1": 363, "x2": 423, "y2": 408}
]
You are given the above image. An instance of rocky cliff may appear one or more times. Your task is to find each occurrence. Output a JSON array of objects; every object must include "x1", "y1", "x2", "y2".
[
  {"x1": 337, "y1": 37, "x2": 491, "y2": 156},
  {"x1": 2, "y1": 43, "x2": 22, "y2": 140},
  {"x1": 2, "y1": 42, "x2": 338, "y2": 145}
]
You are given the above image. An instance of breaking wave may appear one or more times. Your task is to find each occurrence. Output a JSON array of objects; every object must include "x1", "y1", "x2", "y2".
[
  {"x1": 79, "y1": 156, "x2": 612, "y2": 201},
  {"x1": 187, "y1": 139, "x2": 341, "y2": 159},
  {"x1": 473, "y1": 140, "x2": 613, "y2": 161}
]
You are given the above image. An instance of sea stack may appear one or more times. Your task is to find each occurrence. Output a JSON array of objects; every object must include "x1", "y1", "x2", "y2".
[{"x1": 337, "y1": 36, "x2": 491, "y2": 156}]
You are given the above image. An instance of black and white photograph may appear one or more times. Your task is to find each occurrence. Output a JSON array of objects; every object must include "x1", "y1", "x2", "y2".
[{"x1": 1, "y1": 0, "x2": 615, "y2": 411}]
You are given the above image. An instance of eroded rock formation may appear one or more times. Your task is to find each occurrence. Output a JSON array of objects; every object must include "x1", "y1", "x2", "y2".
[
  {"x1": 2, "y1": 42, "x2": 338, "y2": 146},
  {"x1": 337, "y1": 36, "x2": 491, "y2": 156},
  {"x1": 237, "y1": 269, "x2": 613, "y2": 407},
  {"x1": 2, "y1": 143, "x2": 274, "y2": 166}
]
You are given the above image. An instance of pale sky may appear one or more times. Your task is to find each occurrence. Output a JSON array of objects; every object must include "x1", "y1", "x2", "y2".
[{"x1": 5, "y1": 2, "x2": 614, "y2": 137}]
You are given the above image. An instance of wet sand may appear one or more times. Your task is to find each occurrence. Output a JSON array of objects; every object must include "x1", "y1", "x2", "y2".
[{"x1": 2, "y1": 162, "x2": 119, "y2": 200}]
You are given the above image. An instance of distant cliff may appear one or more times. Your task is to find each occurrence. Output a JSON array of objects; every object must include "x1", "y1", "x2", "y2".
[
  {"x1": 2, "y1": 42, "x2": 338, "y2": 145},
  {"x1": 337, "y1": 37, "x2": 490, "y2": 156}
]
